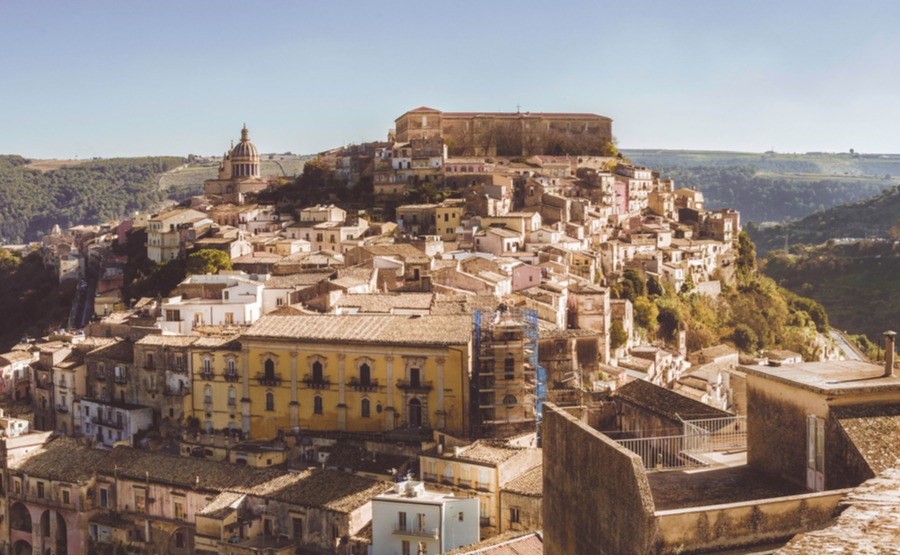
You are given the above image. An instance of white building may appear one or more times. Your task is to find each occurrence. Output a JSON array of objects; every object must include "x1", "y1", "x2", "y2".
[
  {"x1": 158, "y1": 272, "x2": 266, "y2": 334},
  {"x1": 80, "y1": 398, "x2": 154, "y2": 447},
  {"x1": 372, "y1": 480, "x2": 479, "y2": 555}
]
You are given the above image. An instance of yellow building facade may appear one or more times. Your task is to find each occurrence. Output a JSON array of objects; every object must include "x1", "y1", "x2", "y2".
[{"x1": 187, "y1": 314, "x2": 474, "y2": 440}]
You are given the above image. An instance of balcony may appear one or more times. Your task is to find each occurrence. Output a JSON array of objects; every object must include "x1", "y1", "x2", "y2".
[
  {"x1": 199, "y1": 371, "x2": 214, "y2": 381},
  {"x1": 393, "y1": 525, "x2": 439, "y2": 539},
  {"x1": 55, "y1": 406, "x2": 68, "y2": 414},
  {"x1": 347, "y1": 377, "x2": 379, "y2": 392},
  {"x1": 113, "y1": 375, "x2": 128, "y2": 384},
  {"x1": 302, "y1": 374, "x2": 330, "y2": 390},
  {"x1": 396, "y1": 379, "x2": 433, "y2": 393},
  {"x1": 223, "y1": 371, "x2": 240, "y2": 383},
  {"x1": 256, "y1": 373, "x2": 283, "y2": 387}
]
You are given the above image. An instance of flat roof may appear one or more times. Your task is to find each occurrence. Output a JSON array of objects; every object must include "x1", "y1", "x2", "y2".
[
  {"x1": 648, "y1": 465, "x2": 808, "y2": 511},
  {"x1": 739, "y1": 361, "x2": 900, "y2": 395}
]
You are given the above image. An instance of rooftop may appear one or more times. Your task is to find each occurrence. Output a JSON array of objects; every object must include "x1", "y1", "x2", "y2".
[
  {"x1": 451, "y1": 531, "x2": 544, "y2": 555},
  {"x1": 12, "y1": 438, "x2": 107, "y2": 482},
  {"x1": 502, "y1": 465, "x2": 542, "y2": 496},
  {"x1": 335, "y1": 293, "x2": 434, "y2": 313},
  {"x1": 739, "y1": 360, "x2": 900, "y2": 395},
  {"x1": 615, "y1": 378, "x2": 732, "y2": 423},
  {"x1": 648, "y1": 465, "x2": 808, "y2": 511},
  {"x1": 776, "y1": 468, "x2": 900, "y2": 555},
  {"x1": 244, "y1": 314, "x2": 472, "y2": 346},
  {"x1": 451, "y1": 439, "x2": 528, "y2": 466},
  {"x1": 832, "y1": 403, "x2": 900, "y2": 475}
]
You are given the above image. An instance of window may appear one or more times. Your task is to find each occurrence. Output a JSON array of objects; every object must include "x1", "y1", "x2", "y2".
[
  {"x1": 202, "y1": 358, "x2": 212, "y2": 374},
  {"x1": 459, "y1": 511, "x2": 464, "y2": 522},
  {"x1": 312, "y1": 361, "x2": 323, "y2": 383},
  {"x1": 398, "y1": 511, "x2": 407, "y2": 531},
  {"x1": 503, "y1": 395, "x2": 517, "y2": 407},
  {"x1": 292, "y1": 517, "x2": 303, "y2": 540},
  {"x1": 228, "y1": 387, "x2": 237, "y2": 406},
  {"x1": 510, "y1": 507, "x2": 521, "y2": 524},
  {"x1": 409, "y1": 367, "x2": 421, "y2": 388},
  {"x1": 99, "y1": 487, "x2": 109, "y2": 508},
  {"x1": 314, "y1": 395, "x2": 323, "y2": 415},
  {"x1": 62, "y1": 489, "x2": 70, "y2": 505},
  {"x1": 226, "y1": 358, "x2": 236, "y2": 375},
  {"x1": 443, "y1": 465, "x2": 453, "y2": 482},
  {"x1": 359, "y1": 363, "x2": 371, "y2": 385},
  {"x1": 402, "y1": 540, "x2": 411, "y2": 555},
  {"x1": 204, "y1": 385, "x2": 212, "y2": 404},
  {"x1": 504, "y1": 353, "x2": 515, "y2": 380},
  {"x1": 264, "y1": 359, "x2": 275, "y2": 378},
  {"x1": 266, "y1": 391, "x2": 275, "y2": 411},
  {"x1": 13, "y1": 479, "x2": 20, "y2": 494},
  {"x1": 174, "y1": 498, "x2": 185, "y2": 521},
  {"x1": 416, "y1": 513, "x2": 426, "y2": 532},
  {"x1": 133, "y1": 488, "x2": 146, "y2": 512},
  {"x1": 361, "y1": 398, "x2": 371, "y2": 418},
  {"x1": 224, "y1": 312, "x2": 234, "y2": 325},
  {"x1": 174, "y1": 355, "x2": 185, "y2": 371},
  {"x1": 37, "y1": 481, "x2": 45, "y2": 498},
  {"x1": 175, "y1": 531, "x2": 185, "y2": 548}
]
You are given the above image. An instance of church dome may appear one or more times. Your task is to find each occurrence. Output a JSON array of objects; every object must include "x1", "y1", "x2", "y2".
[
  {"x1": 228, "y1": 124, "x2": 260, "y2": 179},
  {"x1": 230, "y1": 124, "x2": 259, "y2": 161}
]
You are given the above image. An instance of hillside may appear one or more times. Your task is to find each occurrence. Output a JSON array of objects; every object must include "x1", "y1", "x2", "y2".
[
  {"x1": 623, "y1": 149, "x2": 900, "y2": 225},
  {"x1": 0, "y1": 155, "x2": 185, "y2": 243},
  {"x1": 158, "y1": 155, "x2": 309, "y2": 198},
  {"x1": 762, "y1": 241, "x2": 900, "y2": 343},
  {"x1": 748, "y1": 185, "x2": 900, "y2": 254}
]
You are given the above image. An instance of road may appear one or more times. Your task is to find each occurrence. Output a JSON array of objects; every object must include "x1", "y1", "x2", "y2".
[{"x1": 829, "y1": 328, "x2": 869, "y2": 362}]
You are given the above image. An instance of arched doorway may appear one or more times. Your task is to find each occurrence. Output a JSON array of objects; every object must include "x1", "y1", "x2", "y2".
[
  {"x1": 170, "y1": 526, "x2": 194, "y2": 554},
  {"x1": 408, "y1": 398, "x2": 422, "y2": 427},
  {"x1": 12, "y1": 540, "x2": 31, "y2": 555},
  {"x1": 9, "y1": 502, "x2": 31, "y2": 533},
  {"x1": 55, "y1": 513, "x2": 68, "y2": 554}
]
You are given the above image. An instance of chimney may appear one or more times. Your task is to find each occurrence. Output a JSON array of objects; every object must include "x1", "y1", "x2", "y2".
[{"x1": 884, "y1": 331, "x2": 897, "y2": 378}]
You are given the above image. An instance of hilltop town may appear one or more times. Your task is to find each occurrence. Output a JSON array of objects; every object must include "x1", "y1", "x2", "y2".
[{"x1": 0, "y1": 107, "x2": 897, "y2": 555}]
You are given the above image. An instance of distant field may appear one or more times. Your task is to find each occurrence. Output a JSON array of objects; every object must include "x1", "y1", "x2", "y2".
[{"x1": 25, "y1": 159, "x2": 89, "y2": 172}]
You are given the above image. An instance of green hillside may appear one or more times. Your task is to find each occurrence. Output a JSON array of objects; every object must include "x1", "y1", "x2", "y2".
[
  {"x1": 749, "y1": 185, "x2": 900, "y2": 254},
  {"x1": 0, "y1": 155, "x2": 185, "y2": 243},
  {"x1": 763, "y1": 241, "x2": 900, "y2": 343},
  {"x1": 623, "y1": 149, "x2": 900, "y2": 225}
]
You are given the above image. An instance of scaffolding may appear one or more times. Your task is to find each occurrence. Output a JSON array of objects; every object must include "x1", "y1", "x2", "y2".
[{"x1": 473, "y1": 308, "x2": 547, "y2": 442}]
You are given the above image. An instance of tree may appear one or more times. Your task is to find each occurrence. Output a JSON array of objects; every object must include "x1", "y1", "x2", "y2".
[
  {"x1": 610, "y1": 320, "x2": 628, "y2": 350},
  {"x1": 616, "y1": 269, "x2": 646, "y2": 303},
  {"x1": 187, "y1": 249, "x2": 232, "y2": 275},
  {"x1": 733, "y1": 323, "x2": 759, "y2": 353},
  {"x1": 647, "y1": 275, "x2": 666, "y2": 297},
  {"x1": 656, "y1": 297, "x2": 684, "y2": 344},
  {"x1": 736, "y1": 231, "x2": 757, "y2": 278},
  {"x1": 633, "y1": 296, "x2": 659, "y2": 337}
]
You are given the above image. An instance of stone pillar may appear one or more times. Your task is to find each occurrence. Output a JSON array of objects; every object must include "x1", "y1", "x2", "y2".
[
  {"x1": 385, "y1": 355, "x2": 395, "y2": 431},
  {"x1": 241, "y1": 348, "x2": 251, "y2": 436},
  {"x1": 337, "y1": 354, "x2": 347, "y2": 431},
  {"x1": 48, "y1": 509, "x2": 57, "y2": 555},
  {"x1": 435, "y1": 356, "x2": 446, "y2": 429},
  {"x1": 290, "y1": 351, "x2": 299, "y2": 428}
]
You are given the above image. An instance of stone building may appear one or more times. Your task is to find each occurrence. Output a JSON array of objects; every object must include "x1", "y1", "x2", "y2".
[
  {"x1": 204, "y1": 125, "x2": 270, "y2": 204},
  {"x1": 394, "y1": 107, "x2": 613, "y2": 157}
]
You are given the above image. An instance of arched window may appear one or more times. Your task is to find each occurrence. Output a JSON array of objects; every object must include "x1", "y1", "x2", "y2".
[
  {"x1": 361, "y1": 398, "x2": 371, "y2": 418},
  {"x1": 504, "y1": 353, "x2": 515, "y2": 380},
  {"x1": 264, "y1": 359, "x2": 275, "y2": 380},
  {"x1": 228, "y1": 387, "x2": 236, "y2": 407},
  {"x1": 265, "y1": 391, "x2": 274, "y2": 411},
  {"x1": 503, "y1": 395, "x2": 517, "y2": 407},
  {"x1": 313, "y1": 395, "x2": 323, "y2": 415},
  {"x1": 312, "y1": 361, "x2": 323, "y2": 383},
  {"x1": 202, "y1": 358, "x2": 212, "y2": 374},
  {"x1": 226, "y1": 358, "x2": 236, "y2": 375},
  {"x1": 359, "y1": 363, "x2": 371, "y2": 386},
  {"x1": 203, "y1": 385, "x2": 212, "y2": 404}
]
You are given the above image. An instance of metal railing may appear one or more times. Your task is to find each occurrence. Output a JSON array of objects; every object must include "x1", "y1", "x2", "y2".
[{"x1": 618, "y1": 416, "x2": 746, "y2": 470}]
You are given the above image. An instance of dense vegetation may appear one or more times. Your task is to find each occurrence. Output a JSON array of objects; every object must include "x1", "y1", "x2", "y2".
[
  {"x1": 763, "y1": 241, "x2": 899, "y2": 345},
  {"x1": 0, "y1": 249, "x2": 74, "y2": 350},
  {"x1": 645, "y1": 164, "x2": 889, "y2": 224},
  {"x1": 612, "y1": 232, "x2": 832, "y2": 360},
  {"x1": 0, "y1": 155, "x2": 185, "y2": 243},
  {"x1": 749, "y1": 185, "x2": 900, "y2": 254}
]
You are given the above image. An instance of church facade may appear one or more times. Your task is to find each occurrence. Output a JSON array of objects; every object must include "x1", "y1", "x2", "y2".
[{"x1": 204, "y1": 125, "x2": 270, "y2": 203}]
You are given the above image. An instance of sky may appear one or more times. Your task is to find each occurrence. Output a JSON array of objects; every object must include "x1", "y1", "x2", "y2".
[{"x1": 2, "y1": 0, "x2": 900, "y2": 159}]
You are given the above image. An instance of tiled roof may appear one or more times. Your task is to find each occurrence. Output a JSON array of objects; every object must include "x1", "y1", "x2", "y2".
[
  {"x1": 502, "y1": 465, "x2": 542, "y2": 496},
  {"x1": 99, "y1": 446, "x2": 284, "y2": 490},
  {"x1": 615, "y1": 378, "x2": 732, "y2": 422},
  {"x1": 135, "y1": 335, "x2": 198, "y2": 347},
  {"x1": 335, "y1": 293, "x2": 434, "y2": 313},
  {"x1": 265, "y1": 272, "x2": 334, "y2": 289},
  {"x1": 198, "y1": 491, "x2": 245, "y2": 518},
  {"x1": 456, "y1": 440, "x2": 525, "y2": 465},
  {"x1": 777, "y1": 469, "x2": 900, "y2": 555},
  {"x1": 87, "y1": 339, "x2": 134, "y2": 362},
  {"x1": 245, "y1": 314, "x2": 471, "y2": 345},
  {"x1": 450, "y1": 531, "x2": 543, "y2": 555},
  {"x1": 832, "y1": 404, "x2": 900, "y2": 475},
  {"x1": 12, "y1": 437, "x2": 107, "y2": 482},
  {"x1": 246, "y1": 468, "x2": 391, "y2": 513}
]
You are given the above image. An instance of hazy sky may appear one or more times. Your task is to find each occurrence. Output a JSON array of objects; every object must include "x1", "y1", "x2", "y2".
[{"x1": 3, "y1": 0, "x2": 899, "y2": 158}]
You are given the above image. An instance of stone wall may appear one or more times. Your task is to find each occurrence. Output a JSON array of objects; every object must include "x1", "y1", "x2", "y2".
[
  {"x1": 654, "y1": 490, "x2": 847, "y2": 554},
  {"x1": 542, "y1": 403, "x2": 656, "y2": 554},
  {"x1": 500, "y1": 490, "x2": 542, "y2": 534}
]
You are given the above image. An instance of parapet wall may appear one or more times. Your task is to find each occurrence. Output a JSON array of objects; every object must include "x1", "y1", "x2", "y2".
[{"x1": 543, "y1": 403, "x2": 656, "y2": 554}]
